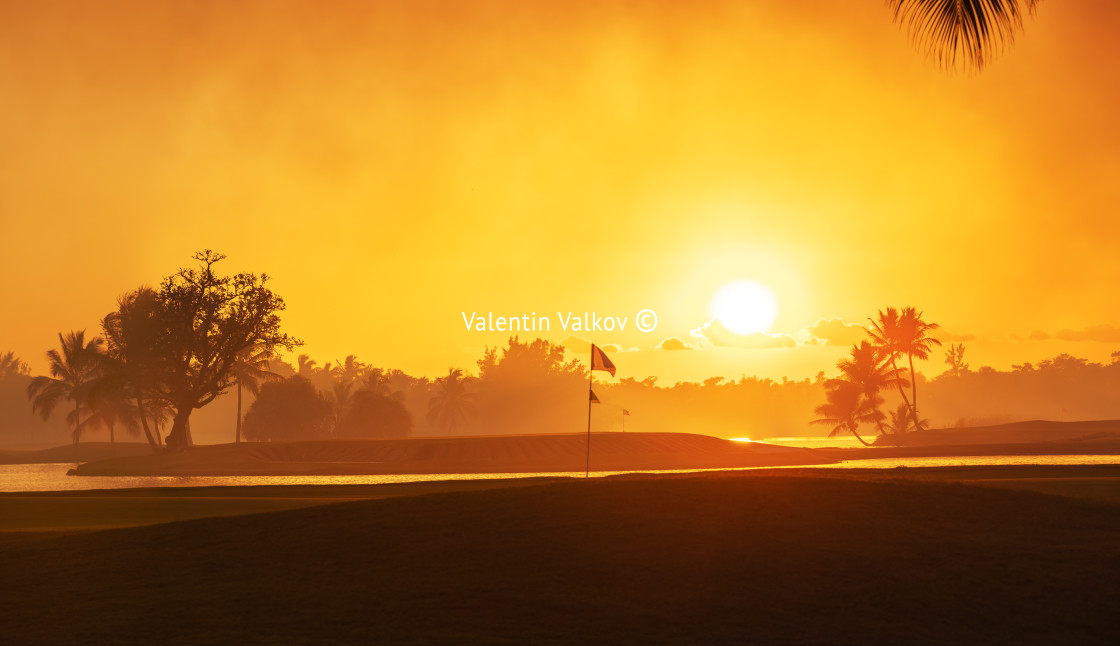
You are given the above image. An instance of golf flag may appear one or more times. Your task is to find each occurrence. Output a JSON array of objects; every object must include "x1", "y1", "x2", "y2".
[
  {"x1": 590, "y1": 344, "x2": 616, "y2": 377},
  {"x1": 590, "y1": 389, "x2": 600, "y2": 403},
  {"x1": 623, "y1": 409, "x2": 630, "y2": 416}
]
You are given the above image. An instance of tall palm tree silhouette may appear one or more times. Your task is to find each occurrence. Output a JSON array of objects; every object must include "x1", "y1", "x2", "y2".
[
  {"x1": 889, "y1": 0, "x2": 1040, "y2": 70},
  {"x1": 811, "y1": 381, "x2": 885, "y2": 447},
  {"x1": 869, "y1": 307, "x2": 941, "y2": 432},
  {"x1": 230, "y1": 346, "x2": 282, "y2": 443},
  {"x1": 428, "y1": 368, "x2": 477, "y2": 433},
  {"x1": 26, "y1": 331, "x2": 103, "y2": 445},
  {"x1": 830, "y1": 340, "x2": 908, "y2": 437},
  {"x1": 98, "y1": 288, "x2": 167, "y2": 450}
]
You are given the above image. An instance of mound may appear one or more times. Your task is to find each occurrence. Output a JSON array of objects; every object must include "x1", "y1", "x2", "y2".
[
  {"x1": 70, "y1": 432, "x2": 832, "y2": 476},
  {"x1": 0, "y1": 442, "x2": 152, "y2": 465},
  {"x1": 1, "y1": 474, "x2": 1117, "y2": 644},
  {"x1": 875, "y1": 419, "x2": 1120, "y2": 447}
]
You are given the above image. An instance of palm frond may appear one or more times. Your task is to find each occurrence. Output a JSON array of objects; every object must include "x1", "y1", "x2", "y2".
[{"x1": 888, "y1": 0, "x2": 1040, "y2": 70}]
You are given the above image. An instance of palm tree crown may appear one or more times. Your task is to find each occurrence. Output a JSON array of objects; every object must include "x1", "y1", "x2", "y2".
[
  {"x1": 428, "y1": 368, "x2": 477, "y2": 433},
  {"x1": 26, "y1": 330, "x2": 104, "y2": 445},
  {"x1": 830, "y1": 340, "x2": 909, "y2": 398}
]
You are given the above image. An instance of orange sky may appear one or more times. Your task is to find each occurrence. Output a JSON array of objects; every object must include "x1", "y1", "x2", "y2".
[{"x1": 2, "y1": 0, "x2": 1119, "y2": 384}]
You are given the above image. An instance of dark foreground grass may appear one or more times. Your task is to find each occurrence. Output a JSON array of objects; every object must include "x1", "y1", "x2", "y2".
[{"x1": 1, "y1": 473, "x2": 1118, "y2": 644}]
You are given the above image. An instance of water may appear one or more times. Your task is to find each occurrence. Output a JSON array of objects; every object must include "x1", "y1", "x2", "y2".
[
  {"x1": 756, "y1": 436, "x2": 877, "y2": 449},
  {"x1": 4, "y1": 454, "x2": 1120, "y2": 493}
]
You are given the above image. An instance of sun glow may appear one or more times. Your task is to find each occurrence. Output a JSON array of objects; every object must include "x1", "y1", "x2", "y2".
[{"x1": 710, "y1": 281, "x2": 778, "y2": 335}]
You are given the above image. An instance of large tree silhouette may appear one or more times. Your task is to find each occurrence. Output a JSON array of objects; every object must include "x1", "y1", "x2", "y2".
[
  {"x1": 889, "y1": 0, "x2": 1041, "y2": 70},
  {"x1": 131, "y1": 251, "x2": 299, "y2": 450},
  {"x1": 26, "y1": 331, "x2": 103, "y2": 445}
]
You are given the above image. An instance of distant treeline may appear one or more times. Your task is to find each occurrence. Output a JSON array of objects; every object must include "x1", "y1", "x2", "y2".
[{"x1": 4, "y1": 341, "x2": 1120, "y2": 447}]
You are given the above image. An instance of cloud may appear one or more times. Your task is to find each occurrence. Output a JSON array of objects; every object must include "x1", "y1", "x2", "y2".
[
  {"x1": 560, "y1": 336, "x2": 635, "y2": 354},
  {"x1": 802, "y1": 318, "x2": 867, "y2": 346},
  {"x1": 1030, "y1": 325, "x2": 1120, "y2": 343},
  {"x1": 557, "y1": 336, "x2": 591, "y2": 353},
  {"x1": 690, "y1": 320, "x2": 797, "y2": 349},
  {"x1": 656, "y1": 337, "x2": 696, "y2": 351}
]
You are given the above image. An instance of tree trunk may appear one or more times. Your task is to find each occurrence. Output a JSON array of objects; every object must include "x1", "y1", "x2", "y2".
[
  {"x1": 850, "y1": 424, "x2": 873, "y2": 447},
  {"x1": 73, "y1": 400, "x2": 80, "y2": 446},
  {"x1": 135, "y1": 395, "x2": 161, "y2": 452},
  {"x1": 165, "y1": 406, "x2": 193, "y2": 451},
  {"x1": 236, "y1": 379, "x2": 242, "y2": 443},
  {"x1": 889, "y1": 353, "x2": 918, "y2": 431},
  {"x1": 908, "y1": 354, "x2": 924, "y2": 432}
]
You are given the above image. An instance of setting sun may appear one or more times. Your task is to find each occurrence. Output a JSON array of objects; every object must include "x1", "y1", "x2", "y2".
[{"x1": 710, "y1": 281, "x2": 778, "y2": 335}]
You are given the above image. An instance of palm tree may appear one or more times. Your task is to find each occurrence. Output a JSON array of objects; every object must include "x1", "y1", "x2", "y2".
[
  {"x1": 296, "y1": 354, "x2": 318, "y2": 378},
  {"x1": 811, "y1": 381, "x2": 885, "y2": 447},
  {"x1": 331, "y1": 354, "x2": 366, "y2": 386},
  {"x1": 26, "y1": 331, "x2": 103, "y2": 446},
  {"x1": 897, "y1": 307, "x2": 941, "y2": 431},
  {"x1": 361, "y1": 368, "x2": 403, "y2": 401},
  {"x1": 328, "y1": 380, "x2": 354, "y2": 435},
  {"x1": 883, "y1": 402, "x2": 930, "y2": 435},
  {"x1": 888, "y1": 0, "x2": 1040, "y2": 70},
  {"x1": 831, "y1": 340, "x2": 909, "y2": 397},
  {"x1": 79, "y1": 387, "x2": 141, "y2": 444},
  {"x1": 428, "y1": 368, "x2": 477, "y2": 433},
  {"x1": 98, "y1": 288, "x2": 166, "y2": 451},
  {"x1": 830, "y1": 340, "x2": 909, "y2": 437},
  {"x1": 869, "y1": 307, "x2": 940, "y2": 433},
  {"x1": 230, "y1": 345, "x2": 282, "y2": 443},
  {"x1": 0, "y1": 351, "x2": 29, "y2": 378}
]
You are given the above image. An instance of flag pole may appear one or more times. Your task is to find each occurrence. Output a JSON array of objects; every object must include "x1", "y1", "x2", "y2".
[
  {"x1": 586, "y1": 371, "x2": 593, "y2": 477},
  {"x1": 586, "y1": 350, "x2": 593, "y2": 479}
]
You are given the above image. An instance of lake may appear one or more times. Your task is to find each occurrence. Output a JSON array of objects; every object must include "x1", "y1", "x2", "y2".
[{"x1": 4, "y1": 454, "x2": 1120, "y2": 492}]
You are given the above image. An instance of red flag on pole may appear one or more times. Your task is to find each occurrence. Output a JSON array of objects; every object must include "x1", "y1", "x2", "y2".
[{"x1": 590, "y1": 344, "x2": 616, "y2": 377}]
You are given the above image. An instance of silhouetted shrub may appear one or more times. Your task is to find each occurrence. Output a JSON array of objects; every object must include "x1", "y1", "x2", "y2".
[
  {"x1": 336, "y1": 388, "x2": 412, "y2": 439},
  {"x1": 242, "y1": 377, "x2": 332, "y2": 441}
]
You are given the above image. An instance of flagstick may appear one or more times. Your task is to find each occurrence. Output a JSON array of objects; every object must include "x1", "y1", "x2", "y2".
[{"x1": 586, "y1": 358, "x2": 593, "y2": 479}]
